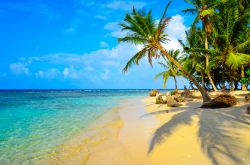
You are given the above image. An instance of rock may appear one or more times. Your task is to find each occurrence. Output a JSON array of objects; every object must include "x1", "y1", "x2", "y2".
[
  {"x1": 156, "y1": 95, "x2": 167, "y2": 104},
  {"x1": 184, "y1": 98, "x2": 194, "y2": 101},
  {"x1": 247, "y1": 107, "x2": 250, "y2": 115},
  {"x1": 166, "y1": 92, "x2": 170, "y2": 96},
  {"x1": 174, "y1": 97, "x2": 185, "y2": 102},
  {"x1": 201, "y1": 94, "x2": 237, "y2": 108},
  {"x1": 180, "y1": 90, "x2": 194, "y2": 98},
  {"x1": 149, "y1": 89, "x2": 159, "y2": 97},
  {"x1": 245, "y1": 95, "x2": 250, "y2": 102},
  {"x1": 166, "y1": 96, "x2": 181, "y2": 107}
]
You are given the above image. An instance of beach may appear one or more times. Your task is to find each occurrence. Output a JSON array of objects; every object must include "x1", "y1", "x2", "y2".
[
  {"x1": 45, "y1": 91, "x2": 250, "y2": 165},
  {"x1": 2, "y1": 0, "x2": 250, "y2": 164}
]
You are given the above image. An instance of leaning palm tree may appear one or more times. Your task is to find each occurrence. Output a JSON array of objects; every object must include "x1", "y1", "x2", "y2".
[
  {"x1": 154, "y1": 50, "x2": 182, "y2": 90},
  {"x1": 179, "y1": 27, "x2": 208, "y2": 89},
  {"x1": 182, "y1": 0, "x2": 219, "y2": 91},
  {"x1": 118, "y1": 1, "x2": 211, "y2": 103}
]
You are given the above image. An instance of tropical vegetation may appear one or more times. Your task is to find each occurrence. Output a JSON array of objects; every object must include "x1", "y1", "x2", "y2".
[
  {"x1": 154, "y1": 50, "x2": 182, "y2": 91},
  {"x1": 118, "y1": 0, "x2": 250, "y2": 106}
]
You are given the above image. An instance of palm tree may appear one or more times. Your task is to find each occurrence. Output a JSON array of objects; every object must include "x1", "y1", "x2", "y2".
[
  {"x1": 210, "y1": 0, "x2": 250, "y2": 90},
  {"x1": 154, "y1": 50, "x2": 182, "y2": 90},
  {"x1": 182, "y1": 0, "x2": 219, "y2": 91},
  {"x1": 118, "y1": 1, "x2": 211, "y2": 103},
  {"x1": 179, "y1": 28, "x2": 208, "y2": 90}
]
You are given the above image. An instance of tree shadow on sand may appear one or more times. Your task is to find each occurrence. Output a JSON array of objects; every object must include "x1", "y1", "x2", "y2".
[{"x1": 143, "y1": 103, "x2": 250, "y2": 165}]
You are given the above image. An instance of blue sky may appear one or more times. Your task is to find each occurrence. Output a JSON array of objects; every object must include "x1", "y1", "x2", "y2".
[{"x1": 0, "y1": 0, "x2": 194, "y2": 89}]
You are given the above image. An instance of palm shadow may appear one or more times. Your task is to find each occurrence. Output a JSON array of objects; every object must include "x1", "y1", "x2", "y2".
[{"x1": 147, "y1": 103, "x2": 250, "y2": 165}]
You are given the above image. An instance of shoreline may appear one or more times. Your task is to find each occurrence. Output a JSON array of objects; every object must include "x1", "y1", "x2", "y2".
[{"x1": 44, "y1": 93, "x2": 250, "y2": 165}]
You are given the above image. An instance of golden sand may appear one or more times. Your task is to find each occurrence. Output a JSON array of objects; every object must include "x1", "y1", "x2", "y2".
[{"x1": 46, "y1": 93, "x2": 250, "y2": 165}]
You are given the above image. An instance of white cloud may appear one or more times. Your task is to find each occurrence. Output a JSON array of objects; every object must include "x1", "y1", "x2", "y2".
[
  {"x1": 63, "y1": 68, "x2": 70, "y2": 76},
  {"x1": 62, "y1": 66, "x2": 79, "y2": 79},
  {"x1": 9, "y1": 62, "x2": 30, "y2": 75},
  {"x1": 104, "y1": 22, "x2": 119, "y2": 31},
  {"x1": 100, "y1": 41, "x2": 109, "y2": 48},
  {"x1": 12, "y1": 43, "x2": 136, "y2": 80},
  {"x1": 110, "y1": 30, "x2": 127, "y2": 38},
  {"x1": 166, "y1": 15, "x2": 188, "y2": 41},
  {"x1": 35, "y1": 68, "x2": 60, "y2": 79},
  {"x1": 104, "y1": 21, "x2": 128, "y2": 38},
  {"x1": 35, "y1": 70, "x2": 44, "y2": 77},
  {"x1": 163, "y1": 15, "x2": 189, "y2": 51}
]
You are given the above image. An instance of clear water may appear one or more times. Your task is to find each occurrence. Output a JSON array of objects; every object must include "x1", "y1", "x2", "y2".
[{"x1": 0, "y1": 89, "x2": 152, "y2": 164}]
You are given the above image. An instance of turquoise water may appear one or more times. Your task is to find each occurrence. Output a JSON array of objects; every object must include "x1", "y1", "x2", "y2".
[{"x1": 0, "y1": 90, "x2": 150, "y2": 164}]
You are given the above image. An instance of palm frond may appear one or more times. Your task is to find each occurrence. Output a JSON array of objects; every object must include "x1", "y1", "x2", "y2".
[
  {"x1": 235, "y1": 39, "x2": 250, "y2": 51},
  {"x1": 225, "y1": 52, "x2": 250, "y2": 69},
  {"x1": 123, "y1": 47, "x2": 148, "y2": 72},
  {"x1": 118, "y1": 34, "x2": 146, "y2": 44},
  {"x1": 182, "y1": 8, "x2": 197, "y2": 14},
  {"x1": 200, "y1": 8, "x2": 215, "y2": 17}
]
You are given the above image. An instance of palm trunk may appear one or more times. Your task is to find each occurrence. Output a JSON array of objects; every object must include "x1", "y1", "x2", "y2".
[
  {"x1": 173, "y1": 76, "x2": 178, "y2": 91},
  {"x1": 234, "y1": 81, "x2": 238, "y2": 90},
  {"x1": 159, "y1": 46, "x2": 211, "y2": 103},
  {"x1": 222, "y1": 62, "x2": 226, "y2": 91},
  {"x1": 241, "y1": 65, "x2": 247, "y2": 91},
  {"x1": 205, "y1": 31, "x2": 218, "y2": 91}
]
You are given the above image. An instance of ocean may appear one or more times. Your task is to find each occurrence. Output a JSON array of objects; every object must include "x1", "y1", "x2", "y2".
[{"x1": 0, "y1": 89, "x2": 156, "y2": 164}]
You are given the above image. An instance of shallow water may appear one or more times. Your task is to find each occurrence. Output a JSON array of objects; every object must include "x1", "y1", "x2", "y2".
[{"x1": 0, "y1": 89, "x2": 153, "y2": 165}]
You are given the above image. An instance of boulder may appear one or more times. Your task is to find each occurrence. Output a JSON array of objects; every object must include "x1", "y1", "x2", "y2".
[
  {"x1": 149, "y1": 89, "x2": 159, "y2": 97},
  {"x1": 166, "y1": 96, "x2": 181, "y2": 107},
  {"x1": 180, "y1": 90, "x2": 194, "y2": 98},
  {"x1": 174, "y1": 97, "x2": 185, "y2": 102},
  {"x1": 184, "y1": 98, "x2": 194, "y2": 101},
  {"x1": 156, "y1": 95, "x2": 167, "y2": 104},
  {"x1": 245, "y1": 95, "x2": 250, "y2": 102}
]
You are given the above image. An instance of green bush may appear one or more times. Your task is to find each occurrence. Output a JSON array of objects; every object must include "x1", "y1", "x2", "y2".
[
  {"x1": 240, "y1": 77, "x2": 248, "y2": 84},
  {"x1": 170, "y1": 91, "x2": 175, "y2": 95}
]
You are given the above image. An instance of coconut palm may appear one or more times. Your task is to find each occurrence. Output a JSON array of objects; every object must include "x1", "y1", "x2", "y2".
[
  {"x1": 118, "y1": 1, "x2": 211, "y2": 103},
  {"x1": 209, "y1": 0, "x2": 250, "y2": 90},
  {"x1": 179, "y1": 27, "x2": 209, "y2": 89},
  {"x1": 182, "y1": 0, "x2": 219, "y2": 91},
  {"x1": 154, "y1": 50, "x2": 182, "y2": 90}
]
